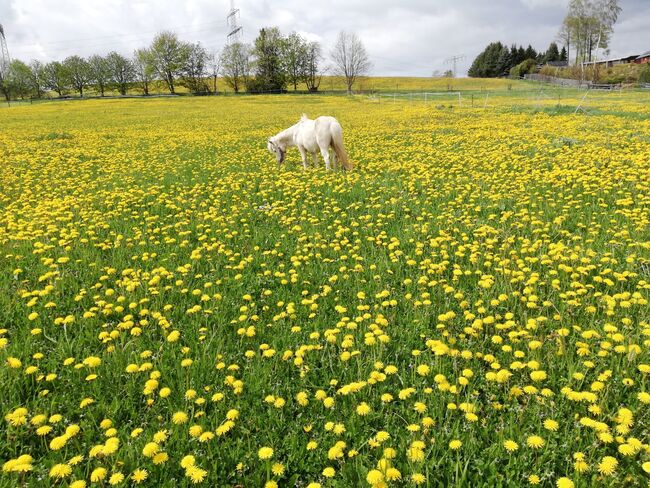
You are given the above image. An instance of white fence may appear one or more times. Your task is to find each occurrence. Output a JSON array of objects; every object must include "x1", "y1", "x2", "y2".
[{"x1": 374, "y1": 91, "x2": 463, "y2": 107}]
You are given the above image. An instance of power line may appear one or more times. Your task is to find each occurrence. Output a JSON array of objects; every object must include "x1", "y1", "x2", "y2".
[{"x1": 444, "y1": 54, "x2": 466, "y2": 77}]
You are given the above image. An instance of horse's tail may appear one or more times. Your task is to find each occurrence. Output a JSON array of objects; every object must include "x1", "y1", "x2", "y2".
[{"x1": 331, "y1": 122, "x2": 353, "y2": 171}]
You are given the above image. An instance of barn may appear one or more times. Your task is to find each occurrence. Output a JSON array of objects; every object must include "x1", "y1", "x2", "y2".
[{"x1": 634, "y1": 50, "x2": 650, "y2": 64}]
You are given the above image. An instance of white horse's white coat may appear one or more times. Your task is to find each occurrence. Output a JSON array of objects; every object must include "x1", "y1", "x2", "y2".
[{"x1": 267, "y1": 115, "x2": 353, "y2": 171}]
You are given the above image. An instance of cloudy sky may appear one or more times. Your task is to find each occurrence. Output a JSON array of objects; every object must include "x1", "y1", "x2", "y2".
[{"x1": 1, "y1": 0, "x2": 648, "y2": 76}]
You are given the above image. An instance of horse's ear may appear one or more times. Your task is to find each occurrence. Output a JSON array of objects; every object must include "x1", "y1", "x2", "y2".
[{"x1": 300, "y1": 113, "x2": 308, "y2": 121}]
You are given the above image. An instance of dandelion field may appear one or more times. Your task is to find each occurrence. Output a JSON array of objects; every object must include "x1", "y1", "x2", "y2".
[{"x1": 1, "y1": 88, "x2": 649, "y2": 487}]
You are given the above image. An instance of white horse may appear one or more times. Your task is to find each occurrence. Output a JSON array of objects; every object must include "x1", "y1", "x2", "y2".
[{"x1": 267, "y1": 115, "x2": 353, "y2": 171}]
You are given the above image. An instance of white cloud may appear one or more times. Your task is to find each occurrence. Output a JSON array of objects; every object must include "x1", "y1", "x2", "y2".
[{"x1": 1, "y1": 0, "x2": 647, "y2": 76}]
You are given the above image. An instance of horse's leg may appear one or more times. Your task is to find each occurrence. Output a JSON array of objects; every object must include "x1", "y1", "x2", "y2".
[
  {"x1": 312, "y1": 153, "x2": 319, "y2": 167},
  {"x1": 331, "y1": 146, "x2": 338, "y2": 170},
  {"x1": 298, "y1": 146, "x2": 308, "y2": 170},
  {"x1": 320, "y1": 145, "x2": 331, "y2": 171}
]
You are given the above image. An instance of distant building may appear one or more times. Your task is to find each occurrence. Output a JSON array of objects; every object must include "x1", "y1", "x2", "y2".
[
  {"x1": 582, "y1": 54, "x2": 639, "y2": 68},
  {"x1": 634, "y1": 50, "x2": 650, "y2": 64}
]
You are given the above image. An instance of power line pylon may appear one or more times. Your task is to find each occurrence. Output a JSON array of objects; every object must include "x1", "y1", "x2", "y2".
[
  {"x1": 444, "y1": 54, "x2": 465, "y2": 78},
  {"x1": 0, "y1": 24, "x2": 11, "y2": 76},
  {"x1": 226, "y1": 0, "x2": 243, "y2": 44}
]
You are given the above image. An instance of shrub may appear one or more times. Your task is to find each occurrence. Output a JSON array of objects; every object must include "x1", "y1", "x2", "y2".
[{"x1": 639, "y1": 63, "x2": 650, "y2": 83}]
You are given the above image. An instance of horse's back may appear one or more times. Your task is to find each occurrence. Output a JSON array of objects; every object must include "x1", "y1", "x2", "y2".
[{"x1": 315, "y1": 115, "x2": 340, "y2": 128}]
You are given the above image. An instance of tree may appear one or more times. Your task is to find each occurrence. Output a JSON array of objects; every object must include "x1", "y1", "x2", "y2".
[
  {"x1": 249, "y1": 27, "x2": 286, "y2": 93},
  {"x1": 149, "y1": 31, "x2": 190, "y2": 94},
  {"x1": 302, "y1": 42, "x2": 323, "y2": 92},
  {"x1": 44, "y1": 61, "x2": 69, "y2": 97},
  {"x1": 220, "y1": 42, "x2": 251, "y2": 93},
  {"x1": 181, "y1": 43, "x2": 209, "y2": 94},
  {"x1": 7, "y1": 60, "x2": 34, "y2": 99},
  {"x1": 468, "y1": 42, "x2": 504, "y2": 78},
  {"x1": 29, "y1": 60, "x2": 47, "y2": 98},
  {"x1": 560, "y1": 0, "x2": 621, "y2": 64},
  {"x1": 63, "y1": 55, "x2": 91, "y2": 97},
  {"x1": 331, "y1": 30, "x2": 372, "y2": 94},
  {"x1": 495, "y1": 46, "x2": 514, "y2": 76},
  {"x1": 510, "y1": 58, "x2": 537, "y2": 78},
  {"x1": 0, "y1": 69, "x2": 9, "y2": 101},
  {"x1": 524, "y1": 45, "x2": 538, "y2": 61},
  {"x1": 543, "y1": 42, "x2": 561, "y2": 63},
  {"x1": 106, "y1": 52, "x2": 135, "y2": 95},
  {"x1": 133, "y1": 48, "x2": 154, "y2": 95},
  {"x1": 283, "y1": 32, "x2": 308, "y2": 91},
  {"x1": 560, "y1": 46, "x2": 568, "y2": 61},
  {"x1": 207, "y1": 50, "x2": 221, "y2": 93},
  {"x1": 88, "y1": 55, "x2": 110, "y2": 96}
]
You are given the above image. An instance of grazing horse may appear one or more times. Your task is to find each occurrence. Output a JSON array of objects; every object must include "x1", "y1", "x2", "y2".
[{"x1": 267, "y1": 115, "x2": 353, "y2": 171}]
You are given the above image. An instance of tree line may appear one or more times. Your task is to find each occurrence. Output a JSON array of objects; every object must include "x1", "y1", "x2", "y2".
[
  {"x1": 468, "y1": 0, "x2": 621, "y2": 78},
  {"x1": 468, "y1": 42, "x2": 566, "y2": 78},
  {"x1": 0, "y1": 28, "x2": 371, "y2": 101}
]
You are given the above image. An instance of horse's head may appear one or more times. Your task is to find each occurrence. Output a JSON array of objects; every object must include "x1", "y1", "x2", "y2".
[{"x1": 267, "y1": 138, "x2": 286, "y2": 165}]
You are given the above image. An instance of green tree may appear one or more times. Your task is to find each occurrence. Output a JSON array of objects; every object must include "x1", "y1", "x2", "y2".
[
  {"x1": 496, "y1": 46, "x2": 514, "y2": 76},
  {"x1": 7, "y1": 60, "x2": 34, "y2": 99},
  {"x1": 542, "y1": 43, "x2": 561, "y2": 63},
  {"x1": 283, "y1": 32, "x2": 308, "y2": 91},
  {"x1": 561, "y1": 0, "x2": 621, "y2": 64},
  {"x1": 468, "y1": 42, "x2": 504, "y2": 78},
  {"x1": 106, "y1": 51, "x2": 135, "y2": 95},
  {"x1": 149, "y1": 31, "x2": 190, "y2": 94},
  {"x1": 44, "y1": 61, "x2": 69, "y2": 97},
  {"x1": 133, "y1": 48, "x2": 155, "y2": 96},
  {"x1": 220, "y1": 42, "x2": 251, "y2": 93},
  {"x1": 88, "y1": 55, "x2": 110, "y2": 96},
  {"x1": 63, "y1": 55, "x2": 91, "y2": 97},
  {"x1": 249, "y1": 27, "x2": 287, "y2": 93},
  {"x1": 181, "y1": 43, "x2": 209, "y2": 94}
]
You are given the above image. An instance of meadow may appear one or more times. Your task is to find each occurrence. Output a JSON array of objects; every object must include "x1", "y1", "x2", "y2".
[{"x1": 1, "y1": 87, "x2": 649, "y2": 487}]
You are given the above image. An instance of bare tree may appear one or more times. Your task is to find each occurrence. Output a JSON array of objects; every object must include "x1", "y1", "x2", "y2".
[
  {"x1": 330, "y1": 31, "x2": 372, "y2": 94},
  {"x1": 302, "y1": 41, "x2": 323, "y2": 92},
  {"x1": 220, "y1": 42, "x2": 251, "y2": 93},
  {"x1": 29, "y1": 60, "x2": 48, "y2": 98},
  {"x1": 560, "y1": 0, "x2": 621, "y2": 64},
  {"x1": 208, "y1": 50, "x2": 221, "y2": 93},
  {"x1": 133, "y1": 48, "x2": 154, "y2": 95}
]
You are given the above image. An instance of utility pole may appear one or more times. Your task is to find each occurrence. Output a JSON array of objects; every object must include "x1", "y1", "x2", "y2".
[{"x1": 444, "y1": 54, "x2": 466, "y2": 78}]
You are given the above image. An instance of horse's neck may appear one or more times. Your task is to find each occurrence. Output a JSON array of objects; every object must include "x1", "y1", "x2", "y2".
[{"x1": 276, "y1": 126, "x2": 298, "y2": 147}]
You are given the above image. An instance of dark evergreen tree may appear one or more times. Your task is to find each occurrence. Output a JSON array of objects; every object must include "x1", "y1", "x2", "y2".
[
  {"x1": 468, "y1": 42, "x2": 505, "y2": 78},
  {"x1": 517, "y1": 46, "x2": 527, "y2": 65},
  {"x1": 543, "y1": 42, "x2": 561, "y2": 63},
  {"x1": 560, "y1": 46, "x2": 568, "y2": 61},
  {"x1": 524, "y1": 45, "x2": 538, "y2": 60},
  {"x1": 249, "y1": 27, "x2": 286, "y2": 92},
  {"x1": 495, "y1": 46, "x2": 513, "y2": 76}
]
